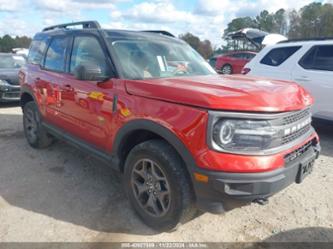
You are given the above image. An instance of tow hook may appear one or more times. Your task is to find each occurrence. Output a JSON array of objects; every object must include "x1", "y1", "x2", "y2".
[{"x1": 253, "y1": 198, "x2": 269, "y2": 205}]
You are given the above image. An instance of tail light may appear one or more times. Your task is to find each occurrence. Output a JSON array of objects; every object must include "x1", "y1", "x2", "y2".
[{"x1": 242, "y1": 67, "x2": 251, "y2": 75}]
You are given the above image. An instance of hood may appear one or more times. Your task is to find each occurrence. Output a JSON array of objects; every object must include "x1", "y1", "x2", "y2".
[
  {"x1": 125, "y1": 75, "x2": 313, "y2": 112},
  {"x1": 0, "y1": 68, "x2": 20, "y2": 85}
]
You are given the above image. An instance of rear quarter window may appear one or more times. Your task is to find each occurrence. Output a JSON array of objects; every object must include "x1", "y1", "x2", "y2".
[
  {"x1": 230, "y1": 53, "x2": 243, "y2": 59},
  {"x1": 246, "y1": 53, "x2": 256, "y2": 60},
  {"x1": 299, "y1": 45, "x2": 333, "y2": 72},
  {"x1": 260, "y1": 46, "x2": 301, "y2": 67}
]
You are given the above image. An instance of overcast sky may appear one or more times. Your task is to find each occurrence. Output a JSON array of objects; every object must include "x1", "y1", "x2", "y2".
[{"x1": 0, "y1": 0, "x2": 329, "y2": 46}]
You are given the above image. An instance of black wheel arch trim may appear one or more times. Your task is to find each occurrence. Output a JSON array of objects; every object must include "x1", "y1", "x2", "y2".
[
  {"x1": 20, "y1": 85, "x2": 38, "y2": 108},
  {"x1": 20, "y1": 86, "x2": 48, "y2": 126},
  {"x1": 112, "y1": 119, "x2": 197, "y2": 173}
]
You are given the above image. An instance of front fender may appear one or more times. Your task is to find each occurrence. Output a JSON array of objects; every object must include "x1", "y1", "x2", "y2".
[{"x1": 111, "y1": 119, "x2": 197, "y2": 173}]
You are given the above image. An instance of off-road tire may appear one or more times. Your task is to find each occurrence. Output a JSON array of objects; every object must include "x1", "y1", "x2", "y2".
[
  {"x1": 23, "y1": 101, "x2": 53, "y2": 149},
  {"x1": 124, "y1": 139, "x2": 196, "y2": 231}
]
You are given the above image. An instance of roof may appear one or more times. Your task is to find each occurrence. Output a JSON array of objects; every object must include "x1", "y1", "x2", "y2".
[
  {"x1": 36, "y1": 20, "x2": 178, "y2": 43},
  {"x1": 279, "y1": 37, "x2": 333, "y2": 44},
  {"x1": 226, "y1": 50, "x2": 257, "y2": 54},
  {"x1": 215, "y1": 51, "x2": 257, "y2": 57},
  {"x1": 33, "y1": 29, "x2": 182, "y2": 46},
  {"x1": 268, "y1": 38, "x2": 333, "y2": 48}
]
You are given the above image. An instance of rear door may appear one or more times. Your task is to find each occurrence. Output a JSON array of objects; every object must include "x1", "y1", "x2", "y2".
[
  {"x1": 233, "y1": 53, "x2": 254, "y2": 74},
  {"x1": 292, "y1": 44, "x2": 333, "y2": 121},
  {"x1": 25, "y1": 36, "x2": 50, "y2": 116},
  {"x1": 252, "y1": 46, "x2": 302, "y2": 80},
  {"x1": 38, "y1": 35, "x2": 71, "y2": 129}
]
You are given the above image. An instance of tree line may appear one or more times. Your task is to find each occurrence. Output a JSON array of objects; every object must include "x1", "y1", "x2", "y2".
[
  {"x1": 181, "y1": 1, "x2": 333, "y2": 58},
  {"x1": 0, "y1": 2, "x2": 331, "y2": 59},
  {"x1": 0, "y1": 35, "x2": 32, "y2": 53},
  {"x1": 179, "y1": 33, "x2": 214, "y2": 60},
  {"x1": 224, "y1": 2, "x2": 333, "y2": 38}
]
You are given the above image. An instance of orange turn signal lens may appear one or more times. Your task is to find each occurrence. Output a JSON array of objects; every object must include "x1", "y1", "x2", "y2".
[{"x1": 194, "y1": 172, "x2": 208, "y2": 183}]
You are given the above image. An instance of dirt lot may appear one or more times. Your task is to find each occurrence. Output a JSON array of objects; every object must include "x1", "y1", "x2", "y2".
[{"x1": 0, "y1": 104, "x2": 332, "y2": 243}]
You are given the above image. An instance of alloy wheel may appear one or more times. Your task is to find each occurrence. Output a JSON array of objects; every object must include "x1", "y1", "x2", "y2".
[
  {"x1": 131, "y1": 159, "x2": 171, "y2": 217},
  {"x1": 221, "y1": 65, "x2": 232, "y2": 74}
]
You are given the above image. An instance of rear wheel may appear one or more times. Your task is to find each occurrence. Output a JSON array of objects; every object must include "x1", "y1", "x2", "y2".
[
  {"x1": 124, "y1": 139, "x2": 196, "y2": 231},
  {"x1": 221, "y1": 64, "x2": 233, "y2": 75},
  {"x1": 23, "y1": 101, "x2": 53, "y2": 148}
]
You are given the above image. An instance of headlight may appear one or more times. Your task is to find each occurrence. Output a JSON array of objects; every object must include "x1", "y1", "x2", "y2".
[
  {"x1": 0, "y1": 79, "x2": 10, "y2": 86},
  {"x1": 212, "y1": 119, "x2": 279, "y2": 153},
  {"x1": 0, "y1": 79, "x2": 10, "y2": 91},
  {"x1": 208, "y1": 110, "x2": 313, "y2": 155}
]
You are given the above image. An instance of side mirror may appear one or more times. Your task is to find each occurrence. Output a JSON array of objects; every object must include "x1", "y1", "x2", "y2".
[{"x1": 73, "y1": 63, "x2": 109, "y2": 81}]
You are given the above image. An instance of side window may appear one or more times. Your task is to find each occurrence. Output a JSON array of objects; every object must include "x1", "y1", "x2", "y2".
[
  {"x1": 241, "y1": 53, "x2": 252, "y2": 59},
  {"x1": 44, "y1": 37, "x2": 68, "y2": 72},
  {"x1": 246, "y1": 53, "x2": 256, "y2": 60},
  {"x1": 299, "y1": 47, "x2": 316, "y2": 69},
  {"x1": 260, "y1": 46, "x2": 301, "y2": 66},
  {"x1": 299, "y1": 45, "x2": 333, "y2": 72},
  {"x1": 230, "y1": 53, "x2": 242, "y2": 59},
  {"x1": 27, "y1": 38, "x2": 48, "y2": 65},
  {"x1": 70, "y1": 36, "x2": 108, "y2": 75}
]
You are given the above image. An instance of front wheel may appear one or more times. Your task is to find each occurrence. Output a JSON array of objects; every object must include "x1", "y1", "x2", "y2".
[
  {"x1": 221, "y1": 64, "x2": 233, "y2": 75},
  {"x1": 124, "y1": 139, "x2": 196, "y2": 231},
  {"x1": 23, "y1": 101, "x2": 53, "y2": 149}
]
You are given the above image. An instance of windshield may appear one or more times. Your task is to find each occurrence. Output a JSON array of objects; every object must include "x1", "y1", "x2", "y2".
[
  {"x1": 107, "y1": 38, "x2": 216, "y2": 80},
  {"x1": 0, "y1": 54, "x2": 26, "y2": 69}
]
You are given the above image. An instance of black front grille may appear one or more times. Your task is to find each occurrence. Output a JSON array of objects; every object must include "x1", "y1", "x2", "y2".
[
  {"x1": 6, "y1": 78, "x2": 19, "y2": 85},
  {"x1": 267, "y1": 108, "x2": 313, "y2": 148},
  {"x1": 284, "y1": 139, "x2": 314, "y2": 163},
  {"x1": 282, "y1": 108, "x2": 310, "y2": 125},
  {"x1": 282, "y1": 124, "x2": 312, "y2": 145},
  {"x1": 3, "y1": 92, "x2": 20, "y2": 98}
]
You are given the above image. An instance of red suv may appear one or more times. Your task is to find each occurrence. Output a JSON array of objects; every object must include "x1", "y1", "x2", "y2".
[
  {"x1": 215, "y1": 51, "x2": 256, "y2": 74},
  {"x1": 20, "y1": 21, "x2": 320, "y2": 231}
]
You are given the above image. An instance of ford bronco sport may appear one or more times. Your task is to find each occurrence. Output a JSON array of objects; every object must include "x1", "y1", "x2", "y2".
[{"x1": 20, "y1": 21, "x2": 320, "y2": 231}]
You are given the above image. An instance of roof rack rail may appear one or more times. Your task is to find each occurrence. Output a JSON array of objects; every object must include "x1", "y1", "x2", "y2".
[
  {"x1": 279, "y1": 37, "x2": 333, "y2": 43},
  {"x1": 42, "y1": 21, "x2": 101, "y2": 32},
  {"x1": 142, "y1": 30, "x2": 175, "y2": 37}
]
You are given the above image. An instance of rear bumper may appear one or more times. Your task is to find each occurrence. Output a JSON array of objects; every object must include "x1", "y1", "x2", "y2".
[
  {"x1": 0, "y1": 85, "x2": 20, "y2": 102},
  {"x1": 193, "y1": 139, "x2": 321, "y2": 214}
]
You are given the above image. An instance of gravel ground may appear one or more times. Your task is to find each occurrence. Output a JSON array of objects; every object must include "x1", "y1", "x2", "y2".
[{"x1": 0, "y1": 104, "x2": 332, "y2": 242}]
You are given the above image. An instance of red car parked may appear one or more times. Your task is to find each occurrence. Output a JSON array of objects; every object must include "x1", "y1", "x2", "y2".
[
  {"x1": 20, "y1": 21, "x2": 320, "y2": 231},
  {"x1": 215, "y1": 51, "x2": 256, "y2": 74}
]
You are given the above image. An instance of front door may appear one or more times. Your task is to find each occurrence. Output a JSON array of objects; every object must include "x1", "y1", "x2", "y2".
[{"x1": 59, "y1": 34, "x2": 114, "y2": 150}]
